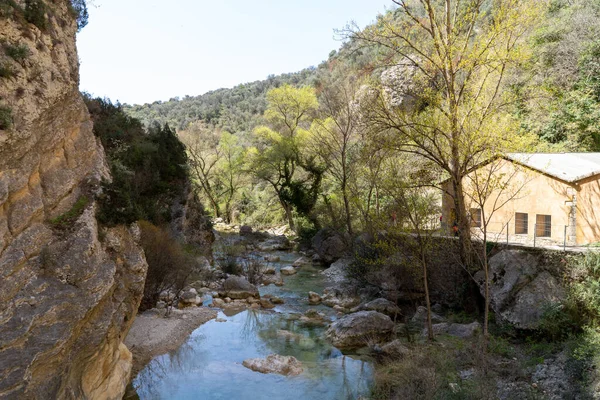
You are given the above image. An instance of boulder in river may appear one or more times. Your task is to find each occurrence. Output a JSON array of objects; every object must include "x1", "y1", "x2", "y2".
[
  {"x1": 242, "y1": 354, "x2": 303, "y2": 376},
  {"x1": 260, "y1": 299, "x2": 276, "y2": 309},
  {"x1": 263, "y1": 266, "x2": 277, "y2": 275},
  {"x1": 293, "y1": 256, "x2": 311, "y2": 268},
  {"x1": 220, "y1": 276, "x2": 260, "y2": 300},
  {"x1": 322, "y1": 287, "x2": 360, "y2": 309},
  {"x1": 326, "y1": 311, "x2": 394, "y2": 349},
  {"x1": 264, "y1": 254, "x2": 280, "y2": 262},
  {"x1": 308, "y1": 291, "x2": 322, "y2": 305},
  {"x1": 257, "y1": 236, "x2": 291, "y2": 251},
  {"x1": 281, "y1": 266, "x2": 297, "y2": 275}
]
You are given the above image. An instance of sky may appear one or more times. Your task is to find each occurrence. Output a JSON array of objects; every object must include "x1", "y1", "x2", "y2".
[{"x1": 76, "y1": 0, "x2": 391, "y2": 105}]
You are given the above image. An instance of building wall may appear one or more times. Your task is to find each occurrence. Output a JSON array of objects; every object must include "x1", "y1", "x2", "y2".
[
  {"x1": 442, "y1": 159, "x2": 580, "y2": 246},
  {"x1": 575, "y1": 175, "x2": 600, "y2": 244}
]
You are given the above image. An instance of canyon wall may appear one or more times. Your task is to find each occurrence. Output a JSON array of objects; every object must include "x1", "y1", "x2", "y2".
[{"x1": 0, "y1": 1, "x2": 147, "y2": 398}]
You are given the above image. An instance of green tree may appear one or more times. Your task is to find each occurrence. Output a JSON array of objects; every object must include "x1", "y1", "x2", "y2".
[{"x1": 247, "y1": 84, "x2": 324, "y2": 230}]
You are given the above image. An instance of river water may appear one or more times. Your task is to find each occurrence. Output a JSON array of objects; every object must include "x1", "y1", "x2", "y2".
[{"x1": 128, "y1": 250, "x2": 374, "y2": 400}]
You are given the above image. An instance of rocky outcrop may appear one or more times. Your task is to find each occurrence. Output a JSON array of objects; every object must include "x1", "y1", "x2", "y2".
[
  {"x1": 475, "y1": 250, "x2": 566, "y2": 329},
  {"x1": 0, "y1": 4, "x2": 147, "y2": 399},
  {"x1": 354, "y1": 298, "x2": 401, "y2": 318},
  {"x1": 242, "y1": 354, "x2": 303, "y2": 376},
  {"x1": 322, "y1": 257, "x2": 352, "y2": 284},
  {"x1": 326, "y1": 311, "x2": 394, "y2": 349},
  {"x1": 170, "y1": 186, "x2": 214, "y2": 258},
  {"x1": 312, "y1": 229, "x2": 349, "y2": 264}
]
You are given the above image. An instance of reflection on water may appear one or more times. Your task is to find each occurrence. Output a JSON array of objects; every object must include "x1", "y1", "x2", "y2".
[
  {"x1": 129, "y1": 251, "x2": 374, "y2": 400},
  {"x1": 131, "y1": 311, "x2": 373, "y2": 400}
]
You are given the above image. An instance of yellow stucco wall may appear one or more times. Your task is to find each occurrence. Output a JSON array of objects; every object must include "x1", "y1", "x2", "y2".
[
  {"x1": 441, "y1": 159, "x2": 593, "y2": 245},
  {"x1": 576, "y1": 176, "x2": 600, "y2": 244}
]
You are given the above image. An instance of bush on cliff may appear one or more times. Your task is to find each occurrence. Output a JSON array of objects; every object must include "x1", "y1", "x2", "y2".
[{"x1": 85, "y1": 96, "x2": 189, "y2": 226}]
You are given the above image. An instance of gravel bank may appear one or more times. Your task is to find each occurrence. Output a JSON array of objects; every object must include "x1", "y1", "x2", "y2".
[{"x1": 125, "y1": 307, "x2": 218, "y2": 376}]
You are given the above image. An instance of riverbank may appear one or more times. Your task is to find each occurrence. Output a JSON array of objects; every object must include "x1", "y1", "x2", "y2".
[{"x1": 125, "y1": 307, "x2": 218, "y2": 376}]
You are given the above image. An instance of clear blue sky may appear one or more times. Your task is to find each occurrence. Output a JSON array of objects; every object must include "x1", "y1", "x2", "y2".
[{"x1": 77, "y1": 1, "x2": 391, "y2": 105}]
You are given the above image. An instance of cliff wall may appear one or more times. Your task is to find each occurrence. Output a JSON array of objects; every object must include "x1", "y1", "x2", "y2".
[{"x1": 0, "y1": 1, "x2": 147, "y2": 398}]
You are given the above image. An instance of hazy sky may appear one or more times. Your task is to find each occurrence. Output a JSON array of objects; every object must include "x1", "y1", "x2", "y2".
[{"x1": 77, "y1": 1, "x2": 391, "y2": 105}]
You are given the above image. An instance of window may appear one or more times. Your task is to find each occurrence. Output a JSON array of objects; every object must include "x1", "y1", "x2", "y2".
[
  {"x1": 515, "y1": 212, "x2": 528, "y2": 234},
  {"x1": 470, "y1": 208, "x2": 482, "y2": 228},
  {"x1": 536, "y1": 214, "x2": 552, "y2": 237}
]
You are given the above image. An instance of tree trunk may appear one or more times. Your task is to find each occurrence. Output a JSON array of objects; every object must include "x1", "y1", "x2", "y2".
[
  {"x1": 483, "y1": 231, "x2": 490, "y2": 338},
  {"x1": 451, "y1": 176, "x2": 472, "y2": 267},
  {"x1": 342, "y1": 182, "x2": 353, "y2": 236},
  {"x1": 283, "y1": 203, "x2": 295, "y2": 231}
]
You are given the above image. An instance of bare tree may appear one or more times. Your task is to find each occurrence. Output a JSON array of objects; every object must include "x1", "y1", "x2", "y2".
[
  {"x1": 311, "y1": 73, "x2": 363, "y2": 235},
  {"x1": 179, "y1": 122, "x2": 222, "y2": 218},
  {"x1": 463, "y1": 157, "x2": 531, "y2": 337},
  {"x1": 344, "y1": 0, "x2": 541, "y2": 266}
]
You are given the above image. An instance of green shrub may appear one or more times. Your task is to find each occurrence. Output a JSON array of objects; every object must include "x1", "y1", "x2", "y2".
[
  {"x1": 49, "y1": 196, "x2": 89, "y2": 229},
  {"x1": 24, "y1": 0, "x2": 46, "y2": 30},
  {"x1": 0, "y1": 63, "x2": 13, "y2": 78},
  {"x1": 0, "y1": 106, "x2": 12, "y2": 130},
  {"x1": 215, "y1": 237, "x2": 244, "y2": 275},
  {"x1": 488, "y1": 336, "x2": 515, "y2": 358},
  {"x1": 87, "y1": 97, "x2": 189, "y2": 226},
  {"x1": 5, "y1": 42, "x2": 30, "y2": 61},
  {"x1": 0, "y1": 0, "x2": 21, "y2": 18}
]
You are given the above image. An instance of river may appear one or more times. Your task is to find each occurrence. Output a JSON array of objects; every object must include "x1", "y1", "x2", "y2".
[{"x1": 127, "y1": 250, "x2": 374, "y2": 400}]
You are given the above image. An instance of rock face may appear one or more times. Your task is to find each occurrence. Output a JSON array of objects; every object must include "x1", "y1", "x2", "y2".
[
  {"x1": 242, "y1": 354, "x2": 303, "y2": 376},
  {"x1": 219, "y1": 276, "x2": 259, "y2": 299},
  {"x1": 475, "y1": 250, "x2": 566, "y2": 329},
  {"x1": 0, "y1": 5, "x2": 147, "y2": 399},
  {"x1": 326, "y1": 311, "x2": 394, "y2": 349},
  {"x1": 322, "y1": 257, "x2": 352, "y2": 284},
  {"x1": 312, "y1": 229, "x2": 349, "y2": 264}
]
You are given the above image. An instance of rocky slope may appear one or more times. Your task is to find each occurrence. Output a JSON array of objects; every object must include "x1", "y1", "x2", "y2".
[{"x1": 0, "y1": 2, "x2": 147, "y2": 399}]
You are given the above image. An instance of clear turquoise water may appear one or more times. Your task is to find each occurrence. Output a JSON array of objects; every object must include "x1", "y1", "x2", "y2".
[{"x1": 128, "y1": 250, "x2": 374, "y2": 400}]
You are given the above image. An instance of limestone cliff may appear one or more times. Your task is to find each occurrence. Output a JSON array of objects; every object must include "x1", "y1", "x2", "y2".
[{"x1": 0, "y1": 1, "x2": 147, "y2": 399}]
